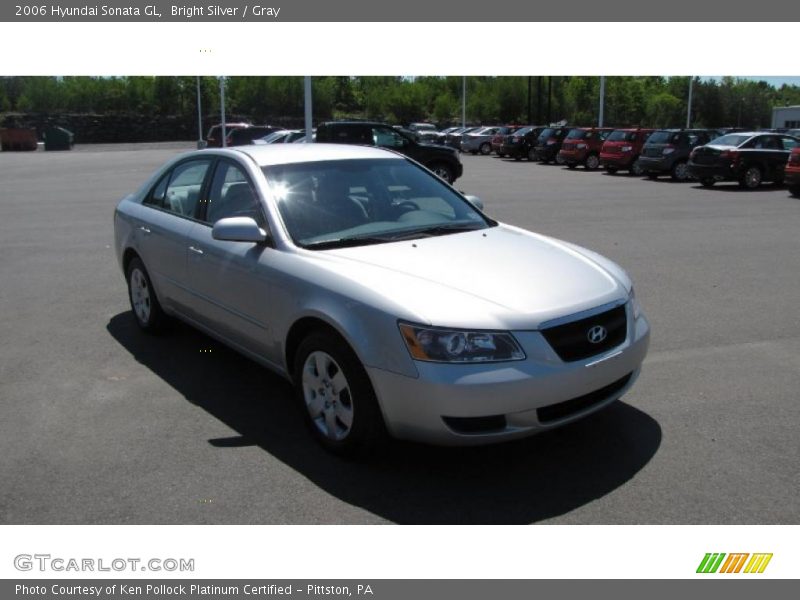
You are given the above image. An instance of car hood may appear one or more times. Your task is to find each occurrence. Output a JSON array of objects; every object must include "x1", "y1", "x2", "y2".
[{"x1": 312, "y1": 224, "x2": 630, "y2": 330}]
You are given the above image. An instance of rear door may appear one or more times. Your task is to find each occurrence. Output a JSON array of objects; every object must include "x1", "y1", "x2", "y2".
[{"x1": 136, "y1": 158, "x2": 213, "y2": 312}]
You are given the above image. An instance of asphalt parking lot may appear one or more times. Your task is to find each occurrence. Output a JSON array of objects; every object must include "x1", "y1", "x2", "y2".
[{"x1": 1, "y1": 145, "x2": 798, "y2": 524}]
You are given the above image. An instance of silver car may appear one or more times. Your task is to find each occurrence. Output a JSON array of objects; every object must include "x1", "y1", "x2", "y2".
[
  {"x1": 114, "y1": 144, "x2": 650, "y2": 453},
  {"x1": 460, "y1": 126, "x2": 503, "y2": 155}
]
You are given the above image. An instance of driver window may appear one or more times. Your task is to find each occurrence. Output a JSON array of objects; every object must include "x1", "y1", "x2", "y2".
[{"x1": 205, "y1": 161, "x2": 264, "y2": 226}]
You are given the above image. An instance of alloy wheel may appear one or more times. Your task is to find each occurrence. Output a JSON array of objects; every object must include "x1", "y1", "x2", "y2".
[
  {"x1": 130, "y1": 268, "x2": 151, "y2": 325},
  {"x1": 302, "y1": 351, "x2": 353, "y2": 442}
]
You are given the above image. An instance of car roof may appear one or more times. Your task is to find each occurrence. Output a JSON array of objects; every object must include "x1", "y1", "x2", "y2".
[{"x1": 222, "y1": 143, "x2": 404, "y2": 167}]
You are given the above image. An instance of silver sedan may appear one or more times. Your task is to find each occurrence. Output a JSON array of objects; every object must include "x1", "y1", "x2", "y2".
[{"x1": 114, "y1": 144, "x2": 650, "y2": 454}]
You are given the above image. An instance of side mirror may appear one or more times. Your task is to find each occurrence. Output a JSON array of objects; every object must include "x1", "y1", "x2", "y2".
[
  {"x1": 212, "y1": 217, "x2": 268, "y2": 243},
  {"x1": 464, "y1": 195, "x2": 484, "y2": 211}
]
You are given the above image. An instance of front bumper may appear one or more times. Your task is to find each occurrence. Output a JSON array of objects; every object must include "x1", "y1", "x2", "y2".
[
  {"x1": 368, "y1": 305, "x2": 650, "y2": 445},
  {"x1": 600, "y1": 153, "x2": 634, "y2": 168}
]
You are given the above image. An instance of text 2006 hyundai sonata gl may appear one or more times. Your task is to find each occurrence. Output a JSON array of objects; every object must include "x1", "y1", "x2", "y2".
[{"x1": 114, "y1": 144, "x2": 650, "y2": 453}]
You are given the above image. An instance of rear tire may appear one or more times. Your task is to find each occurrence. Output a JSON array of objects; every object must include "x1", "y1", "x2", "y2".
[
  {"x1": 429, "y1": 162, "x2": 455, "y2": 184},
  {"x1": 126, "y1": 257, "x2": 168, "y2": 333},
  {"x1": 293, "y1": 330, "x2": 388, "y2": 455},
  {"x1": 671, "y1": 160, "x2": 690, "y2": 181}
]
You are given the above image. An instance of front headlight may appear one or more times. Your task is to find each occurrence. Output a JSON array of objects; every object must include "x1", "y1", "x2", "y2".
[
  {"x1": 399, "y1": 323, "x2": 526, "y2": 363},
  {"x1": 629, "y1": 288, "x2": 643, "y2": 321}
]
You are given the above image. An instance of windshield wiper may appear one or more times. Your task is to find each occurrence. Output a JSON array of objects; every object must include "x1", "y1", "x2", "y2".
[
  {"x1": 301, "y1": 236, "x2": 397, "y2": 250},
  {"x1": 397, "y1": 223, "x2": 485, "y2": 238}
]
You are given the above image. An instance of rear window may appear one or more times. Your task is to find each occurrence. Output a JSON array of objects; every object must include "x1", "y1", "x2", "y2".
[
  {"x1": 708, "y1": 134, "x2": 751, "y2": 147},
  {"x1": 647, "y1": 131, "x2": 679, "y2": 144}
]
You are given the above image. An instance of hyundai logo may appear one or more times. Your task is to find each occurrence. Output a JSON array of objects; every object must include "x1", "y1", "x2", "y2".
[{"x1": 587, "y1": 325, "x2": 608, "y2": 344}]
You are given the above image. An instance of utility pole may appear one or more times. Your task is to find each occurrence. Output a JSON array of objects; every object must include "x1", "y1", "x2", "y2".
[
  {"x1": 219, "y1": 77, "x2": 227, "y2": 148},
  {"x1": 599, "y1": 76, "x2": 605, "y2": 127},
  {"x1": 462, "y1": 76, "x2": 466, "y2": 127},
  {"x1": 304, "y1": 76, "x2": 313, "y2": 143},
  {"x1": 196, "y1": 77, "x2": 203, "y2": 148}
]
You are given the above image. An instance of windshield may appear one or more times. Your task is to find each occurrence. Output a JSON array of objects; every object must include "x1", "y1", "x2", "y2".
[
  {"x1": 608, "y1": 130, "x2": 637, "y2": 142},
  {"x1": 708, "y1": 134, "x2": 751, "y2": 147},
  {"x1": 566, "y1": 129, "x2": 589, "y2": 140},
  {"x1": 264, "y1": 159, "x2": 493, "y2": 249},
  {"x1": 513, "y1": 127, "x2": 533, "y2": 137},
  {"x1": 538, "y1": 128, "x2": 555, "y2": 140}
]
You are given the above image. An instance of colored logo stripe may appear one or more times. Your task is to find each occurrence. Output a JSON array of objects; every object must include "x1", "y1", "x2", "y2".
[{"x1": 697, "y1": 553, "x2": 772, "y2": 574}]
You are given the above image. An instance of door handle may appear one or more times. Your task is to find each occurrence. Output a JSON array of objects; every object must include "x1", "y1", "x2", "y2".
[
  {"x1": 189, "y1": 246, "x2": 204, "y2": 255},
  {"x1": 138, "y1": 226, "x2": 151, "y2": 234}
]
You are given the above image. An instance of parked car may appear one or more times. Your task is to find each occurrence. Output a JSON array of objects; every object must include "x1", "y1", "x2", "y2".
[
  {"x1": 688, "y1": 132, "x2": 800, "y2": 189},
  {"x1": 445, "y1": 126, "x2": 480, "y2": 150},
  {"x1": 533, "y1": 126, "x2": 573, "y2": 164},
  {"x1": 315, "y1": 121, "x2": 462, "y2": 183},
  {"x1": 206, "y1": 123, "x2": 283, "y2": 147},
  {"x1": 558, "y1": 127, "x2": 615, "y2": 170},
  {"x1": 786, "y1": 147, "x2": 800, "y2": 197},
  {"x1": 500, "y1": 126, "x2": 546, "y2": 161},
  {"x1": 638, "y1": 129, "x2": 716, "y2": 180},
  {"x1": 254, "y1": 130, "x2": 311, "y2": 145},
  {"x1": 114, "y1": 144, "x2": 650, "y2": 453},
  {"x1": 460, "y1": 126, "x2": 505, "y2": 155},
  {"x1": 490, "y1": 126, "x2": 522, "y2": 157},
  {"x1": 600, "y1": 128, "x2": 655, "y2": 175},
  {"x1": 0, "y1": 127, "x2": 38, "y2": 151}
]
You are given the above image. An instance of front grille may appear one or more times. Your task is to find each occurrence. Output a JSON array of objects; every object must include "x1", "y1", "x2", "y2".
[
  {"x1": 604, "y1": 145, "x2": 621, "y2": 155},
  {"x1": 541, "y1": 305, "x2": 627, "y2": 362},
  {"x1": 443, "y1": 414, "x2": 507, "y2": 435},
  {"x1": 537, "y1": 372, "x2": 633, "y2": 424}
]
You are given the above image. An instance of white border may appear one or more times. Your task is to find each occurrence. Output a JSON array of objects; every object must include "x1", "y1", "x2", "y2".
[{"x1": 1, "y1": 19, "x2": 798, "y2": 582}]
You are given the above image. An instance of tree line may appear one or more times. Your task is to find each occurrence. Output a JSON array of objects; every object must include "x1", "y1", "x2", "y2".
[{"x1": 2, "y1": 76, "x2": 799, "y2": 129}]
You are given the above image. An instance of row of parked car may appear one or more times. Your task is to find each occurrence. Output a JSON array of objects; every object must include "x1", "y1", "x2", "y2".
[{"x1": 438, "y1": 123, "x2": 800, "y2": 193}]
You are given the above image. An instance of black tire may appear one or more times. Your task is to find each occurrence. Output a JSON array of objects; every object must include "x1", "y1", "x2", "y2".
[
  {"x1": 700, "y1": 178, "x2": 716, "y2": 187},
  {"x1": 789, "y1": 186, "x2": 800, "y2": 198},
  {"x1": 293, "y1": 330, "x2": 387, "y2": 455},
  {"x1": 126, "y1": 257, "x2": 168, "y2": 333},
  {"x1": 429, "y1": 162, "x2": 455, "y2": 184},
  {"x1": 629, "y1": 157, "x2": 644, "y2": 176},
  {"x1": 670, "y1": 160, "x2": 690, "y2": 181},
  {"x1": 739, "y1": 165, "x2": 762, "y2": 189},
  {"x1": 606, "y1": 166, "x2": 618, "y2": 174},
  {"x1": 479, "y1": 142, "x2": 491, "y2": 155},
  {"x1": 585, "y1": 154, "x2": 600, "y2": 170},
  {"x1": 527, "y1": 148, "x2": 537, "y2": 161}
]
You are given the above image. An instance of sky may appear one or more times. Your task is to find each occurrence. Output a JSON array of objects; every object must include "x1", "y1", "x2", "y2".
[{"x1": 703, "y1": 76, "x2": 800, "y2": 88}]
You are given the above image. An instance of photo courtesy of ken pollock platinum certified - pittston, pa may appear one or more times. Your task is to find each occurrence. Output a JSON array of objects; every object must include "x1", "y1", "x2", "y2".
[{"x1": 14, "y1": 583, "x2": 357, "y2": 597}]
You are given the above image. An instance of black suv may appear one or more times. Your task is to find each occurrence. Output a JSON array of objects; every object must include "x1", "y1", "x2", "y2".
[
  {"x1": 688, "y1": 132, "x2": 800, "y2": 189},
  {"x1": 500, "y1": 126, "x2": 546, "y2": 161},
  {"x1": 533, "y1": 126, "x2": 573, "y2": 164},
  {"x1": 638, "y1": 129, "x2": 716, "y2": 180},
  {"x1": 315, "y1": 121, "x2": 463, "y2": 183}
]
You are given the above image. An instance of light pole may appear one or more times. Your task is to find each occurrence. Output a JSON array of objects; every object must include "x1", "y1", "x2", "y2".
[
  {"x1": 686, "y1": 76, "x2": 694, "y2": 129},
  {"x1": 196, "y1": 77, "x2": 203, "y2": 149},
  {"x1": 599, "y1": 76, "x2": 605, "y2": 127},
  {"x1": 304, "y1": 76, "x2": 313, "y2": 143},
  {"x1": 461, "y1": 76, "x2": 466, "y2": 128},
  {"x1": 219, "y1": 76, "x2": 227, "y2": 148}
]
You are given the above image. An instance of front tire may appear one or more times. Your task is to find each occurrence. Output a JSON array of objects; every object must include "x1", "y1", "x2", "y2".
[
  {"x1": 739, "y1": 166, "x2": 762, "y2": 189},
  {"x1": 630, "y1": 158, "x2": 644, "y2": 176},
  {"x1": 294, "y1": 330, "x2": 387, "y2": 455},
  {"x1": 585, "y1": 154, "x2": 600, "y2": 170},
  {"x1": 126, "y1": 257, "x2": 168, "y2": 333},
  {"x1": 479, "y1": 142, "x2": 491, "y2": 155}
]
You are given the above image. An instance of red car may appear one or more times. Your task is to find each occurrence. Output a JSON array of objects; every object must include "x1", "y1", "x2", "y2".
[
  {"x1": 786, "y1": 146, "x2": 800, "y2": 197},
  {"x1": 600, "y1": 128, "x2": 655, "y2": 175},
  {"x1": 558, "y1": 127, "x2": 614, "y2": 169}
]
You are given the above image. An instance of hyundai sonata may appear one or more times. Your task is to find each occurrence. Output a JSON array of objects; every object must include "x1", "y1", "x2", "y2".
[{"x1": 114, "y1": 144, "x2": 650, "y2": 453}]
